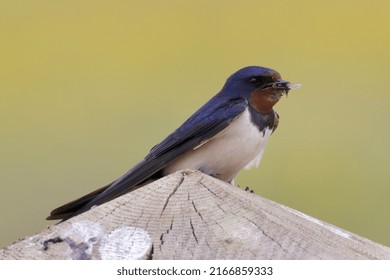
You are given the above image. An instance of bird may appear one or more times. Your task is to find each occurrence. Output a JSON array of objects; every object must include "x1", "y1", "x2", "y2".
[{"x1": 47, "y1": 66, "x2": 300, "y2": 221}]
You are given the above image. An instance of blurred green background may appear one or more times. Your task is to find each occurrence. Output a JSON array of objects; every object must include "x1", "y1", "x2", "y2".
[{"x1": 1, "y1": 0, "x2": 390, "y2": 249}]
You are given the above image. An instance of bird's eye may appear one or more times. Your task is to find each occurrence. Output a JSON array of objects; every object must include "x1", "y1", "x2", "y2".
[{"x1": 249, "y1": 77, "x2": 259, "y2": 85}]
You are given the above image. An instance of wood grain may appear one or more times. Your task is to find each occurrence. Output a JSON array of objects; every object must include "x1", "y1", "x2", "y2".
[{"x1": 1, "y1": 170, "x2": 390, "y2": 259}]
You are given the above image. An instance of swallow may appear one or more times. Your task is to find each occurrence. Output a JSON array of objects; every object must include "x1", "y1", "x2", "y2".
[{"x1": 47, "y1": 66, "x2": 300, "y2": 221}]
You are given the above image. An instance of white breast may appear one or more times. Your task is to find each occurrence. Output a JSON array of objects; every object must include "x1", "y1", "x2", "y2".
[{"x1": 164, "y1": 109, "x2": 273, "y2": 183}]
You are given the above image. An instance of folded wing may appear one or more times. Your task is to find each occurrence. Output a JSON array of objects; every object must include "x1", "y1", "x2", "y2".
[{"x1": 47, "y1": 97, "x2": 247, "y2": 221}]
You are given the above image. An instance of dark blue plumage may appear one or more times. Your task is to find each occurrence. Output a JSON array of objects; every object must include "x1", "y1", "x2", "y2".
[{"x1": 47, "y1": 66, "x2": 298, "y2": 221}]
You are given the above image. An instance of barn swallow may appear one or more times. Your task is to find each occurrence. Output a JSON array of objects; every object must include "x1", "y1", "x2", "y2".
[{"x1": 47, "y1": 66, "x2": 300, "y2": 221}]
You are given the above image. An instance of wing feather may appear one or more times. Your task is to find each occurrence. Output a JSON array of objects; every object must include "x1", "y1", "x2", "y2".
[{"x1": 47, "y1": 97, "x2": 247, "y2": 221}]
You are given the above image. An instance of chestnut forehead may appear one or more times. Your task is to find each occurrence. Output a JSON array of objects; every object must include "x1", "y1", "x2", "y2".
[
  {"x1": 271, "y1": 71, "x2": 281, "y2": 80},
  {"x1": 260, "y1": 70, "x2": 281, "y2": 80},
  {"x1": 251, "y1": 70, "x2": 281, "y2": 84}
]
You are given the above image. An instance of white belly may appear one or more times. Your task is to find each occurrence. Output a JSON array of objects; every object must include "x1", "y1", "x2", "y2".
[{"x1": 164, "y1": 109, "x2": 273, "y2": 183}]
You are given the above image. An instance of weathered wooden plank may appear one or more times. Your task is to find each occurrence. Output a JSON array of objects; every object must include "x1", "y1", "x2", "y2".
[{"x1": 1, "y1": 170, "x2": 389, "y2": 259}]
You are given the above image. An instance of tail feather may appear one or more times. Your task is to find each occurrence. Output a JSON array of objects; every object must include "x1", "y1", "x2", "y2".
[{"x1": 46, "y1": 182, "x2": 113, "y2": 221}]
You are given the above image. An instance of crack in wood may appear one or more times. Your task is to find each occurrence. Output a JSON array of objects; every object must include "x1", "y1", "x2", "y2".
[
  {"x1": 147, "y1": 244, "x2": 154, "y2": 260},
  {"x1": 216, "y1": 204, "x2": 226, "y2": 213},
  {"x1": 243, "y1": 216, "x2": 288, "y2": 254},
  {"x1": 190, "y1": 218, "x2": 199, "y2": 244},
  {"x1": 199, "y1": 180, "x2": 218, "y2": 196},
  {"x1": 159, "y1": 217, "x2": 174, "y2": 249},
  {"x1": 143, "y1": 214, "x2": 153, "y2": 231},
  {"x1": 160, "y1": 174, "x2": 185, "y2": 216},
  {"x1": 191, "y1": 200, "x2": 205, "y2": 222},
  {"x1": 198, "y1": 177, "x2": 228, "y2": 202},
  {"x1": 205, "y1": 240, "x2": 212, "y2": 251}
]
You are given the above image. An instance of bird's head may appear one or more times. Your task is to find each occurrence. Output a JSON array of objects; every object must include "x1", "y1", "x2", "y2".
[{"x1": 222, "y1": 66, "x2": 300, "y2": 114}]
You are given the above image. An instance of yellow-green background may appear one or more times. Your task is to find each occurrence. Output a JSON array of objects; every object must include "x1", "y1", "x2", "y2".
[{"x1": 1, "y1": 0, "x2": 390, "y2": 249}]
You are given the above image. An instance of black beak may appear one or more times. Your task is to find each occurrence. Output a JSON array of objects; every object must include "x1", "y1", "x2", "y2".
[{"x1": 260, "y1": 79, "x2": 301, "y2": 97}]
